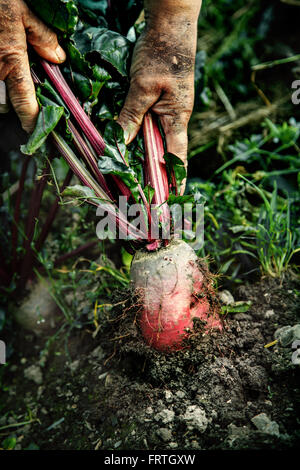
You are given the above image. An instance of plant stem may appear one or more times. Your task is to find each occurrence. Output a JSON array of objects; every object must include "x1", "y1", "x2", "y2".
[
  {"x1": 252, "y1": 54, "x2": 300, "y2": 71},
  {"x1": 19, "y1": 160, "x2": 52, "y2": 290},
  {"x1": 68, "y1": 120, "x2": 113, "y2": 198},
  {"x1": 11, "y1": 156, "x2": 30, "y2": 275},
  {"x1": 34, "y1": 169, "x2": 73, "y2": 253},
  {"x1": 41, "y1": 61, "x2": 106, "y2": 156},
  {"x1": 54, "y1": 240, "x2": 99, "y2": 266},
  {"x1": 143, "y1": 112, "x2": 170, "y2": 228}
]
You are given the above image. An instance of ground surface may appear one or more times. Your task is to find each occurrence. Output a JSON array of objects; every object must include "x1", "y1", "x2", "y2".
[{"x1": 1, "y1": 272, "x2": 300, "y2": 450}]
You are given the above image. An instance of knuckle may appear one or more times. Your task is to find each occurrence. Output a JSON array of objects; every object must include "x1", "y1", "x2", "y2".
[
  {"x1": 7, "y1": 71, "x2": 33, "y2": 91},
  {"x1": 180, "y1": 108, "x2": 193, "y2": 123},
  {"x1": 130, "y1": 76, "x2": 149, "y2": 95},
  {"x1": 27, "y1": 26, "x2": 58, "y2": 48},
  {"x1": 11, "y1": 96, "x2": 37, "y2": 115},
  {"x1": 166, "y1": 111, "x2": 190, "y2": 130},
  {"x1": 119, "y1": 106, "x2": 142, "y2": 126},
  {"x1": 172, "y1": 106, "x2": 193, "y2": 126},
  {"x1": 0, "y1": 51, "x2": 25, "y2": 80},
  {"x1": 22, "y1": 120, "x2": 36, "y2": 133},
  {"x1": 131, "y1": 74, "x2": 159, "y2": 95},
  {"x1": 15, "y1": 101, "x2": 38, "y2": 129}
]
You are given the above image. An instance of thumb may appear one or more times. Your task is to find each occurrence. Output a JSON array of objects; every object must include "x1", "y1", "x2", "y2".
[
  {"x1": 118, "y1": 81, "x2": 159, "y2": 145},
  {"x1": 22, "y1": 5, "x2": 66, "y2": 64}
]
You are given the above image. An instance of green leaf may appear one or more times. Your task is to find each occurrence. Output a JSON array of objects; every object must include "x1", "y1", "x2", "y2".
[
  {"x1": 76, "y1": 0, "x2": 108, "y2": 16},
  {"x1": 67, "y1": 30, "x2": 108, "y2": 81},
  {"x1": 121, "y1": 247, "x2": 133, "y2": 269},
  {"x1": 36, "y1": 80, "x2": 71, "y2": 119},
  {"x1": 63, "y1": 184, "x2": 94, "y2": 198},
  {"x1": 221, "y1": 301, "x2": 252, "y2": 315},
  {"x1": 143, "y1": 184, "x2": 155, "y2": 204},
  {"x1": 99, "y1": 156, "x2": 140, "y2": 202},
  {"x1": 263, "y1": 118, "x2": 300, "y2": 145},
  {"x1": 220, "y1": 257, "x2": 236, "y2": 274},
  {"x1": 68, "y1": 24, "x2": 132, "y2": 78},
  {"x1": 21, "y1": 105, "x2": 64, "y2": 155},
  {"x1": 103, "y1": 121, "x2": 127, "y2": 163},
  {"x1": 164, "y1": 152, "x2": 187, "y2": 194},
  {"x1": 27, "y1": 0, "x2": 78, "y2": 33},
  {"x1": 92, "y1": 29, "x2": 131, "y2": 77},
  {"x1": 63, "y1": 70, "x2": 104, "y2": 104},
  {"x1": 167, "y1": 193, "x2": 195, "y2": 206},
  {"x1": 230, "y1": 225, "x2": 256, "y2": 234},
  {"x1": 2, "y1": 437, "x2": 17, "y2": 450},
  {"x1": 99, "y1": 122, "x2": 141, "y2": 201},
  {"x1": 97, "y1": 102, "x2": 115, "y2": 120},
  {"x1": 62, "y1": 184, "x2": 103, "y2": 204}
]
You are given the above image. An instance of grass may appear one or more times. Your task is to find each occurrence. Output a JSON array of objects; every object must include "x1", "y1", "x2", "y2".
[
  {"x1": 188, "y1": 118, "x2": 300, "y2": 281},
  {"x1": 32, "y1": 244, "x2": 130, "y2": 363},
  {"x1": 240, "y1": 175, "x2": 300, "y2": 277}
]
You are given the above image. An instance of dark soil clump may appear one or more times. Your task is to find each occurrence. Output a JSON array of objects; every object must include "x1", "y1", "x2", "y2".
[{"x1": 1, "y1": 273, "x2": 300, "y2": 450}]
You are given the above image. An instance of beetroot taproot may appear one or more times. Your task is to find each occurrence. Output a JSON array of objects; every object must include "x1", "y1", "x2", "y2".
[{"x1": 131, "y1": 239, "x2": 222, "y2": 352}]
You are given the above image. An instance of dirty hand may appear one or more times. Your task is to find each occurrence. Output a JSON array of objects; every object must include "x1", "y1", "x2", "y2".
[
  {"x1": 0, "y1": 0, "x2": 66, "y2": 132},
  {"x1": 118, "y1": 0, "x2": 202, "y2": 184}
]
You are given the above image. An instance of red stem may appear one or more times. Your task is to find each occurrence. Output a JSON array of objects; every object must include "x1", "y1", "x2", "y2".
[
  {"x1": 18, "y1": 160, "x2": 51, "y2": 290},
  {"x1": 34, "y1": 169, "x2": 73, "y2": 253},
  {"x1": 143, "y1": 112, "x2": 170, "y2": 229},
  {"x1": 68, "y1": 120, "x2": 113, "y2": 198},
  {"x1": 54, "y1": 240, "x2": 98, "y2": 266},
  {"x1": 10, "y1": 156, "x2": 30, "y2": 274},
  {"x1": 41, "y1": 61, "x2": 135, "y2": 201},
  {"x1": 41, "y1": 61, "x2": 106, "y2": 156},
  {"x1": 52, "y1": 132, "x2": 146, "y2": 241}
]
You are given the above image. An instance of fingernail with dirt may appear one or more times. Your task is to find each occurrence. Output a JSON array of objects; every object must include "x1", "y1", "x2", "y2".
[
  {"x1": 123, "y1": 124, "x2": 138, "y2": 145},
  {"x1": 55, "y1": 46, "x2": 66, "y2": 63},
  {"x1": 124, "y1": 129, "x2": 130, "y2": 145}
]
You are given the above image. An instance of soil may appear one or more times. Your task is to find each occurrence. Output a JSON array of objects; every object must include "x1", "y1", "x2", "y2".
[{"x1": 1, "y1": 271, "x2": 300, "y2": 450}]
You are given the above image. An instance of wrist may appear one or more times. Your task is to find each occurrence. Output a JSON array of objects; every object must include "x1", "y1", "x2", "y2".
[
  {"x1": 145, "y1": 9, "x2": 199, "y2": 31},
  {"x1": 143, "y1": 1, "x2": 200, "y2": 56},
  {"x1": 144, "y1": 0, "x2": 201, "y2": 28}
]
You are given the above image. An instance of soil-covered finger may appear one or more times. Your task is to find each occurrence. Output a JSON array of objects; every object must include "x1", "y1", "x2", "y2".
[
  {"x1": 6, "y1": 56, "x2": 39, "y2": 132},
  {"x1": 118, "y1": 81, "x2": 160, "y2": 144},
  {"x1": 22, "y1": 3, "x2": 66, "y2": 63}
]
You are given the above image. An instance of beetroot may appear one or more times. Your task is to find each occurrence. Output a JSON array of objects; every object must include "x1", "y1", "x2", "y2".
[
  {"x1": 32, "y1": 63, "x2": 222, "y2": 353},
  {"x1": 131, "y1": 239, "x2": 222, "y2": 352}
]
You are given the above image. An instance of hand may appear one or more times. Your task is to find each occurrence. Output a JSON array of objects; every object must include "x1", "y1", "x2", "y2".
[
  {"x1": 0, "y1": 0, "x2": 66, "y2": 132},
  {"x1": 118, "y1": 13, "x2": 198, "y2": 183}
]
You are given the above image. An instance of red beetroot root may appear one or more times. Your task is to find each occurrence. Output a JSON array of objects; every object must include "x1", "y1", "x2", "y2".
[{"x1": 130, "y1": 239, "x2": 222, "y2": 352}]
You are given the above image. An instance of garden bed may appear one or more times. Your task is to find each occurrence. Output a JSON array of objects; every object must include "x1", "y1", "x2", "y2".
[{"x1": 1, "y1": 272, "x2": 299, "y2": 450}]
